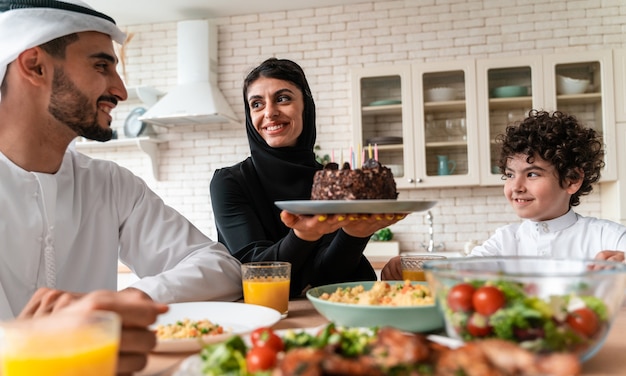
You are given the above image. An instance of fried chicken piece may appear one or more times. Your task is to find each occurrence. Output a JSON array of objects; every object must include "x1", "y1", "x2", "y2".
[
  {"x1": 370, "y1": 327, "x2": 432, "y2": 368},
  {"x1": 321, "y1": 354, "x2": 384, "y2": 376},
  {"x1": 435, "y1": 339, "x2": 581, "y2": 376},
  {"x1": 534, "y1": 352, "x2": 581, "y2": 376},
  {"x1": 436, "y1": 342, "x2": 504, "y2": 376},
  {"x1": 277, "y1": 347, "x2": 325, "y2": 376}
]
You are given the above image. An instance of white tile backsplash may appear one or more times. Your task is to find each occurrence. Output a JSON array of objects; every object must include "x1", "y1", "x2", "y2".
[{"x1": 81, "y1": 0, "x2": 624, "y2": 253}]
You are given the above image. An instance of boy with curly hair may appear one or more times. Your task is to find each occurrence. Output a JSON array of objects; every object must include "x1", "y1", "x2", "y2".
[
  {"x1": 469, "y1": 110, "x2": 625, "y2": 261},
  {"x1": 381, "y1": 110, "x2": 623, "y2": 280}
]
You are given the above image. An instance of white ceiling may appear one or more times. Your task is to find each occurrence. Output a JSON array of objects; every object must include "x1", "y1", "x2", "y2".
[{"x1": 85, "y1": 0, "x2": 370, "y2": 26}]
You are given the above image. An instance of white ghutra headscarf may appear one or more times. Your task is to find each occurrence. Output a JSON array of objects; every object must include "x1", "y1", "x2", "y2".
[{"x1": 0, "y1": 0, "x2": 126, "y2": 101}]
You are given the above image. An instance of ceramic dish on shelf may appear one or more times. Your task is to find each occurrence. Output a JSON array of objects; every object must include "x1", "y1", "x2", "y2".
[
  {"x1": 364, "y1": 136, "x2": 403, "y2": 145},
  {"x1": 491, "y1": 85, "x2": 528, "y2": 98},
  {"x1": 123, "y1": 107, "x2": 148, "y2": 138},
  {"x1": 556, "y1": 74, "x2": 590, "y2": 95},
  {"x1": 424, "y1": 87, "x2": 457, "y2": 102},
  {"x1": 368, "y1": 99, "x2": 401, "y2": 106}
]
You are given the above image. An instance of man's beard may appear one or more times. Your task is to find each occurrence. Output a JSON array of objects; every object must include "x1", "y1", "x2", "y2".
[{"x1": 48, "y1": 67, "x2": 113, "y2": 142}]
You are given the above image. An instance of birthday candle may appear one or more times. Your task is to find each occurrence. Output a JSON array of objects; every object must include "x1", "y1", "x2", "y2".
[
  {"x1": 361, "y1": 149, "x2": 365, "y2": 167},
  {"x1": 350, "y1": 146, "x2": 354, "y2": 169},
  {"x1": 374, "y1": 143, "x2": 378, "y2": 161},
  {"x1": 368, "y1": 144, "x2": 373, "y2": 159},
  {"x1": 331, "y1": 149, "x2": 335, "y2": 163},
  {"x1": 340, "y1": 147, "x2": 343, "y2": 166}
]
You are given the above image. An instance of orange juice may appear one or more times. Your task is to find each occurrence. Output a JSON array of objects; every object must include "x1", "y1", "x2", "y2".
[
  {"x1": 1, "y1": 327, "x2": 118, "y2": 376},
  {"x1": 0, "y1": 311, "x2": 119, "y2": 376},
  {"x1": 243, "y1": 277, "x2": 290, "y2": 315},
  {"x1": 402, "y1": 269, "x2": 426, "y2": 281}
]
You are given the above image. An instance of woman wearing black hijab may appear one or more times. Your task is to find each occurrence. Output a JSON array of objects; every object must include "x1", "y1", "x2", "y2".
[{"x1": 210, "y1": 58, "x2": 403, "y2": 297}]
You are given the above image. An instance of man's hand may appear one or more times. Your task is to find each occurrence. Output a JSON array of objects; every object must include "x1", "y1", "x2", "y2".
[
  {"x1": 595, "y1": 250, "x2": 625, "y2": 262},
  {"x1": 380, "y1": 255, "x2": 403, "y2": 280},
  {"x1": 61, "y1": 289, "x2": 168, "y2": 376},
  {"x1": 18, "y1": 287, "x2": 84, "y2": 318}
]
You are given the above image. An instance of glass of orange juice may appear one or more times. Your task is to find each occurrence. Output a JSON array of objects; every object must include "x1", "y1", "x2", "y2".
[
  {"x1": 400, "y1": 254, "x2": 446, "y2": 281},
  {"x1": 242, "y1": 261, "x2": 291, "y2": 318},
  {"x1": 0, "y1": 310, "x2": 120, "y2": 376}
]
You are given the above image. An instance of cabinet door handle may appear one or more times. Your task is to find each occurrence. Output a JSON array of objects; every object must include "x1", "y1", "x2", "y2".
[{"x1": 408, "y1": 178, "x2": 422, "y2": 183}]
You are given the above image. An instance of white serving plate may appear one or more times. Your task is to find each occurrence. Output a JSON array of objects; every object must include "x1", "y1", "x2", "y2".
[{"x1": 152, "y1": 302, "x2": 281, "y2": 353}]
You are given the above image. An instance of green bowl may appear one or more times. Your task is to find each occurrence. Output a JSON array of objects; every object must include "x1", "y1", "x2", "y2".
[
  {"x1": 491, "y1": 85, "x2": 528, "y2": 98},
  {"x1": 306, "y1": 281, "x2": 444, "y2": 333}
]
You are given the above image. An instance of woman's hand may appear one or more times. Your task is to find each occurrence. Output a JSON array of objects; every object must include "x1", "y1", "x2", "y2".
[
  {"x1": 340, "y1": 213, "x2": 405, "y2": 238},
  {"x1": 280, "y1": 211, "x2": 407, "y2": 241},
  {"x1": 280, "y1": 211, "x2": 348, "y2": 241}
]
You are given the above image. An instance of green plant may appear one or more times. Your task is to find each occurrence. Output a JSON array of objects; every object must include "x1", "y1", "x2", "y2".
[
  {"x1": 371, "y1": 228, "x2": 393, "y2": 241},
  {"x1": 314, "y1": 145, "x2": 331, "y2": 166}
]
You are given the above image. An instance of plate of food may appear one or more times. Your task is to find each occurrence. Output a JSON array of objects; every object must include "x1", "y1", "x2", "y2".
[
  {"x1": 172, "y1": 322, "x2": 579, "y2": 376},
  {"x1": 274, "y1": 199, "x2": 437, "y2": 215},
  {"x1": 306, "y1": 280, "x2": 444, "y2": 333},
  {"x1": 152, "y1": 302, "x2": 282, "y2": 352}
]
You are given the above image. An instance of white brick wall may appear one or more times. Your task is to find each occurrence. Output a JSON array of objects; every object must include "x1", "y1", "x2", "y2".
[{"x1": 82, "y1": 0, "x2": 625, "y2": 253}]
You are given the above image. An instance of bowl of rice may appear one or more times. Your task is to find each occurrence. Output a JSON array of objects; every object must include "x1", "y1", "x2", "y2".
[{"x1": 306, "y1": 280, "x2": 444, "y2": 332}]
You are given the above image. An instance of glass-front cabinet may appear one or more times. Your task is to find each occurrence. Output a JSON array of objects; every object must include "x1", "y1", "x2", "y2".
[
  {"x1": 351, "y1": 62, "x2": 479, "y2": 189},
  {"x1": 412, "y1": 60, "x2": 480, "y2": 187},
  {"x1": 351, "y1": 65, "x2": 415, "y2": 189},
  {"x1": 543, "y1": 51, "x2": 616, "y2": 181},
  {"x1": 476, "y1": 56, "x2": 545, "y2": 186},
  {"x1": 351, "y1": 50, "x2": 618, "y2": 189},
  {"x1": 477, "y1": 51, "x2": 615, "y2": 185},
  {"x1": 614, "y1": 49, "x2": 626, "y2": 123}
]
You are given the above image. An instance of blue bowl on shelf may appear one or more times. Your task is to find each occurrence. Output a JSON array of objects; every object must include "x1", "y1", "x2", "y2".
[{"x1": 491, "y1": 85, "x2": 528, "y2": 98}]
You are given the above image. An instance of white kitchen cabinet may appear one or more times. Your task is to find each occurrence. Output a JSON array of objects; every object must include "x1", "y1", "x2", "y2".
[
  {"x1": 477, "y1": 51, "x2": 616, "y2": 184},
  {"x1": 352, "y1": 50, "x2": 619, "y2": 189},
  {"x1": 351, "y1": 65, "x2": 415, "y2": 189},
  {"x1": 543, "y1": 50, "x2": 616, "y2": 181},
  {"x1": 412, "y1": 60, "x2": 481, "y2": 187},
  {"x1": 476, "y1": 56, "x2": 545, "y2": 186},
  {"x1": 612, "y1": 49, "x2": 626, "y2": 122},
  {"x1": 351, "y1": 62, "x2": 480, "y2": 189}
]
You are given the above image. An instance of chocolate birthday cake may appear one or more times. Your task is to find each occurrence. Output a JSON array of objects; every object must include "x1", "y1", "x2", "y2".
[{"x1": 311, "y1": 159, "x2": 398, "y2": 200}]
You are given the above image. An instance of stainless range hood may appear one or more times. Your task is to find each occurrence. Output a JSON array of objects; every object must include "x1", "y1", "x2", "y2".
[{"x1": 140, "y1": 20, "x2": 238, "y2": 126}]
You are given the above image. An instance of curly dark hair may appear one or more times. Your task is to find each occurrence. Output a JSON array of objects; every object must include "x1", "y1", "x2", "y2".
[{"x1": 496, "y1": 109, "x2": 605, "y2": 207}]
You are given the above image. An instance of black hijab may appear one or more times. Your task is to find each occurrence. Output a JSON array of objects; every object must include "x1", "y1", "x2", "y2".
[{"x1": 242, "y1": 58, "x2": 322, "y2": 204}]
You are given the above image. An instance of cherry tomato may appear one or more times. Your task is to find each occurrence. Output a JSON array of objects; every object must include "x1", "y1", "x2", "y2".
[
  {"x1": 466, "y1": 312, "x2": 492, "y2": 337},
  {"x1": 447, "y1": 283, "x2": 475, "y2": 312},
  {"x1": 567, "y1": 307, "x2": 599, "y2": 337},
  {"x1": 472, "y1": 285, "x2": 506, "y2": 316},
  {"x1": 250, "y1": 327, "x2": 284, "y2": 352},
  {"x1": 246, "y1": 346, "x2": 278, "y2": 373}
]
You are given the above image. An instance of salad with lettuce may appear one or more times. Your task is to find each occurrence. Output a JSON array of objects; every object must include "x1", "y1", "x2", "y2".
[{"x1": 442, "y1": 279, "x2": 609, "y2": 354}]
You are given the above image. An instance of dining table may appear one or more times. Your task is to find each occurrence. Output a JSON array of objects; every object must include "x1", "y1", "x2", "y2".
[{"x1": 139, "y1": 298, "x2": 626, "y2": 376}]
